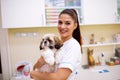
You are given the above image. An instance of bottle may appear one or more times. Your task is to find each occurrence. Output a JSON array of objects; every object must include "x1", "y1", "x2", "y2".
[
  {"x1": 89, "y1": 34, "x2": 95, "y2": 44},
  {"x1": 23, "y1": 64, "x2": 30, "y2": 77},
  {"x1": 101, "y1": 52, "x2": 106, "y2": 66}
]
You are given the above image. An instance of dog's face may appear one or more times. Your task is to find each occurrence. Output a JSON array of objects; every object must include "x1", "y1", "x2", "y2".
[{"x1": 40, "y1": 34, "x2": 63, "y2": 50}]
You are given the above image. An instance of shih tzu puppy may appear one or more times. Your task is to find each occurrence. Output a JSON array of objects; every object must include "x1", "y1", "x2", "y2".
[{"x1": 33, "y1": 33, "x2": 63, "y2": 72}]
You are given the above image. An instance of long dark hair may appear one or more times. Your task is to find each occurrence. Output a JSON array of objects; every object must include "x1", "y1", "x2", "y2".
[{"x1": 59, "y1": 9, "x2": 82, "y2": 45}]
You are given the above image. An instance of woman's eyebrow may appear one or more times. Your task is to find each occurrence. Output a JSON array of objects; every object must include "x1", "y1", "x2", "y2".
[
  {"x1": 58, "y1": 20, "x2": 62, "y2": 22},
  {"x1": 58, "y1": 20, "x2": 71, "y2": 23},
  {"x1": 65, "y1": 21, "x2": 71, "y2": 23},
  {"x1": 66, "y1": 20, "x2": 70, "y2": 22}
]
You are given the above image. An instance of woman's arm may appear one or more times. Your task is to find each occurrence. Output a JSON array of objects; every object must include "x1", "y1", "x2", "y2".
[
  {"x1": 30, "y1": 68, "x2": 72, "y2": 80},
  {"x1": 33, "y1": 56, "x2": 46, "y2": 70}
]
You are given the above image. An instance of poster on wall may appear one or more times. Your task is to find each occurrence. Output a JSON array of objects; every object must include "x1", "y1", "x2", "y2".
[{"x1": 45, "y1": 0, "x2": 81, "y2": 7}]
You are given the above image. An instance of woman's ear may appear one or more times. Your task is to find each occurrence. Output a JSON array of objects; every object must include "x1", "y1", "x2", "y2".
[{"x1": 74, "y1": 23, "x2": 77, "y2": 30}]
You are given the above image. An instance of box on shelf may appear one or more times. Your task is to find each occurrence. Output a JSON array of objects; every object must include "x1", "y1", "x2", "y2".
[{"x1": 113, "y1": 34, "x2": 120, "y2": 42}]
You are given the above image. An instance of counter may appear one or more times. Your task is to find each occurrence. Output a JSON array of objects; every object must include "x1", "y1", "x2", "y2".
[
  {"x1": 78, "y1": 65, "x2": 120, "y2": 80},
  {"x1": 11, "y1": 65, "x2": 120, "y2": 80}
]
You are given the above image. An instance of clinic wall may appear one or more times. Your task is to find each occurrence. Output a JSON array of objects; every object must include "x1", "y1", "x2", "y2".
[
  {"x1": 8, "y1": 24, "x2": 120, "y2": 74},
  {"x1": 8, "y1": 27, "x2": 59, "y2": 73}
]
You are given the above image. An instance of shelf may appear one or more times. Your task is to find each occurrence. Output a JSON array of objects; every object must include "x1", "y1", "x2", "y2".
[
  {"x1": 82, "y1": 42, "x2": 120, "y2": 48},
  {"x1": 45, "y1": 6, "x2": 81, "y2": 9}
]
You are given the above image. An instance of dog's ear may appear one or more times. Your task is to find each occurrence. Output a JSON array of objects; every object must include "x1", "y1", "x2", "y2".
[
  {"x1": 54, "y1": 36, "x2": 63, "y2": 49},
  {"x1": 39, "y1": 41, "x2": 43, "y2": 50}
]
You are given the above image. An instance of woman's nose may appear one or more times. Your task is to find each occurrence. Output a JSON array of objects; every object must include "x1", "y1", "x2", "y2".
[{"x1": 60, "y1": 24, "x2": 65, "y2": 28}]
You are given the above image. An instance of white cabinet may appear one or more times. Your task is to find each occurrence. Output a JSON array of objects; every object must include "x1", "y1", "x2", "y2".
[
  {"x1": 82, "y1": 0, "x2": 117, "y2": 24},
  {"x1": 1, "y1": 0, "x2": 45, "y2": 28},
  {"x1": 1, "y1": 0, "x2": 118, "y2": 28},
  {"x1": 117, "y1": 0, "x2": 120, "y2": 23}
]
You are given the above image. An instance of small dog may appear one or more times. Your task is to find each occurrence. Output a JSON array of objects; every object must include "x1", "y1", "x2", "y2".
[{"x1": 33, "y1": 33, "x2": 63, "y2": 72}]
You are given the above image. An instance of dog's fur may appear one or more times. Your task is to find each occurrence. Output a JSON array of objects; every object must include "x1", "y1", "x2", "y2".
[{"x1": 33, "y1": 34, "x2": 63, "y2": 72}]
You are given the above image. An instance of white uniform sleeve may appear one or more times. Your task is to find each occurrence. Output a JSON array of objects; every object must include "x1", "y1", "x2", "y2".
[{"x1": 58, "y1": 40, "x2": 81, "y2": 72}]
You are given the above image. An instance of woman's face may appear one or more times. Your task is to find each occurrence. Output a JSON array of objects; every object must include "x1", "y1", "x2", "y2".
[{"x1": 58, "y1": 14, "x2": 77, "y2": 42}]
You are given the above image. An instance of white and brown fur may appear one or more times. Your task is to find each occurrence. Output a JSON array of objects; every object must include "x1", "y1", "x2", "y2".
[{"x1": 33, "y1": 34, "x2": 63, "y2": 72}]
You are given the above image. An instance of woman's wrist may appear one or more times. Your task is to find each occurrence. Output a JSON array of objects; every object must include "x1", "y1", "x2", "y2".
[{"x1": 38, "y1": 57, "x2": 46, "y2": 65}]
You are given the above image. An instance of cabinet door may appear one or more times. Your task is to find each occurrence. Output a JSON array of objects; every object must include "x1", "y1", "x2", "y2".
[
  {"x1": 82, "y1": 0, "x2": 117, "y2": 24},
  {"x1": 117, "y1": 0, "x2": 120, "y2": 22},
  {"x1": 1, "y1": 0, "x2": 45, "y2": 28}
]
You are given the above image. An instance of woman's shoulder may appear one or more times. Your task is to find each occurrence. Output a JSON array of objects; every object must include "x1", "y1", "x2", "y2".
[
  {"x1": 62, "y1": 38, "x2": 80, "y2": 51},
  {"x1": 68, "y1": 38, "x2": 80, "y2": 47}
]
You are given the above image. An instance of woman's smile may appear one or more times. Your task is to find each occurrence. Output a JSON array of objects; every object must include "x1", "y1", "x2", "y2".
[{"x1": 60, "y1": 29, "x2": 68, "y2": 34}]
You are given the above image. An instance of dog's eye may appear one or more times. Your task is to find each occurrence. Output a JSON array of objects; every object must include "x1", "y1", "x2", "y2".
[
  {"x1": 48, "y1": 39, "x2": 52, "y2": 42},
  {"x1": 47, "y1": 38, "x2": 53, "y2": 43}
]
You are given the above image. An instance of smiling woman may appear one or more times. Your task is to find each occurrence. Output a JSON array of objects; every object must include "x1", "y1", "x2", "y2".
[
  {"x1": 30, "y1": 9, "x2": 82, "y2": 80},
  {"x1": 58, "y1": 9, "x2": 81, "y2": 44}
]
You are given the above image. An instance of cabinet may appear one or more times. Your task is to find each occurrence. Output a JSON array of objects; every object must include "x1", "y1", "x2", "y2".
[
  {"x1": 1, "y1": 0, "x2": 118, "y2": 28},
  {"x1": 117, "y1": 0, "x2": 120, "y2": 22},
  {"x1": 1, "y1": 0, "x2": 45, "y2": 28},
  {"x1": 82, "y1": 0, "x2": 117, "y2": 24},
  {"x1": 117, "y1": 0, "x2": 120, "y2": 15},
  {"x1": 45, "y1": 0, "x2": 118, "y2": 26}
]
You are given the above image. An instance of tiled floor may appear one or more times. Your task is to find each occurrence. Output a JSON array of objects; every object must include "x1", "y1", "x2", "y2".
[{"x1": 0, "y1": 74, "x2": 3, "y2": 80}]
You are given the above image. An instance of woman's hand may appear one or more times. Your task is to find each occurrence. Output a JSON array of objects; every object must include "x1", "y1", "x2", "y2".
[
  {"x1": 30, "y1": 71, "x2": 40, "y2": 80},
  {"x1": 31, "y1": 56, "x2": 46, "y2": 79},
  {"x1": 33, "y1": 56, "x2": 46, "y2": 70},
  {"x1": 30, "y1": 68, "x2": 72, "y2": 80}
]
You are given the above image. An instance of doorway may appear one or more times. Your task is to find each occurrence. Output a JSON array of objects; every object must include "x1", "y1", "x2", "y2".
[
  {"x1": 0, "y1": 52, "x2": 2, "y2": 73},
  {"x1": 0, "y1": 51, "x2": 3, "y2": 80},
  {"x1": 0, "y1": 29, "x2": 11, "y2": 80}
]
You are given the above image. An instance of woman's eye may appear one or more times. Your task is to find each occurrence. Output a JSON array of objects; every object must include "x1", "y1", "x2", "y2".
[
  {"x1": 65, "y1": 22, "x2": 70, "y2": 25},
  {"x1": 58, "y1": 21, "x2": 62, "y2": 25}
]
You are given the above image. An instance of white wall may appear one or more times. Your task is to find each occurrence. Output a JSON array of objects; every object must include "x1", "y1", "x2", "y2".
[
  {"x1": 8, "y1": 27, "x2": 59, "y2": 75},
  {"x1": 4, "y1": 24, "x2": 120, "y2": 79}
]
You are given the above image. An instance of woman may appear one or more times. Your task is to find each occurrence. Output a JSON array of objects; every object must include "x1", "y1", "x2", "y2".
[{"x1": 30, "y1": 9, "x2": 82, "y2": 80}]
